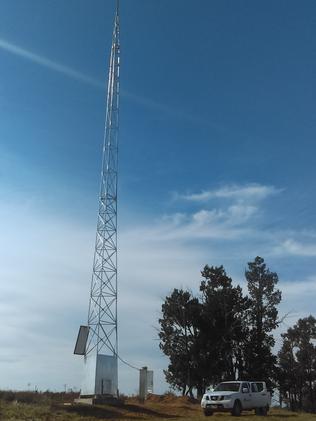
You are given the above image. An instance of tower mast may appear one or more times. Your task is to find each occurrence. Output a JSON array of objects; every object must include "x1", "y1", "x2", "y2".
[{"x1": 81, "y1": 1, "x2": 120, "y2": 397}]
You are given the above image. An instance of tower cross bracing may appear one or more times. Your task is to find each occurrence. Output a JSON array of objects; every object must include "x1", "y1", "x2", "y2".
[{"x1": 86, "y1": 1, "x2": 120, "y2": 359}]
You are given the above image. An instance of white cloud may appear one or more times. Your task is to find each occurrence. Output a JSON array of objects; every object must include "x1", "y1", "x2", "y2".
[
  {"x1": 177, "y1": 183, "x2": 282, "y2": 203},
  {"x1": 274, "y1": 277, "x2": 316, "y2": 349},
  {"x1": 281, "y1": 277, "x2": 316, "y2": 296},
  {"x1": 275, "y1": 238, "x2": 316, "y2": 257},
  {"x1": 171, "y1": 184, "x2": 316, "y2": 259},
  {"x1": 131, "y1": 202, "x2": 259, "y2": 244}
]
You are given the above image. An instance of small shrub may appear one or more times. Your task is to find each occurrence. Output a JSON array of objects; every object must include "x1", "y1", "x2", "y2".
[{"x1": 0, "y1": 391, "x2": 16, "y2": 402}]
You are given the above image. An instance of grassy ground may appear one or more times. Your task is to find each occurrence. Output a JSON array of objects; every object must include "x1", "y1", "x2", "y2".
[{"x1": 0, "y1": 393, "x2": 316, "y2": 421}]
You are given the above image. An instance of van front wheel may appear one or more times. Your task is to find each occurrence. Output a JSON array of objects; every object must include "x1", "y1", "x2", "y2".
[
  {"x1": 231, "y1": 400, "x2": 242, "y2": 416},
  {"x1": 203, "y1": 409, "x2": 213, "y2": 416}
]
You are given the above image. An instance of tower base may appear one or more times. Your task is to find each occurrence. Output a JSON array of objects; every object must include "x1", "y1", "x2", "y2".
[
  {"x1": 81, "y1": 353, "x2": 118, "y2": 397},
  {"x1": 74, "y1": 395, "x2": 123, "y2": 406}
]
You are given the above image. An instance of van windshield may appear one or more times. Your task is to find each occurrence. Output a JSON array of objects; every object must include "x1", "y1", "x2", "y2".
[{"x1": 214, "y1": 382, "x2": 240, "y2": 392}]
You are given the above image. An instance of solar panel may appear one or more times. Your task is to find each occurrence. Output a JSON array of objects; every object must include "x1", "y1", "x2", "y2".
[{"x1": 74, "y1": 325, "x2": 89, "y2": 355}]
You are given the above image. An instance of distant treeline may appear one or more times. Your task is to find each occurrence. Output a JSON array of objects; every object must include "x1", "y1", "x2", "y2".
[{"x1": 158, "y1": 256, "x2": 316, "y2": 413}]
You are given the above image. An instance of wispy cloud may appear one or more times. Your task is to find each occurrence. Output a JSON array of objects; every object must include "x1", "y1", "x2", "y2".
[
  {"x1": 275, "y1": 238, "x2": 316, "y2": 257},
  {"x1": 156, "y1": 183, "x2": 281, "y2": 242},
  {"x1": 176, "y1": 184, "x2": 283, "y2": 203},
  {"x1": 125, "y1": 187, "x2": 272, "y2": 244},
  {"x1": 159, "y1": 206, "x2": 257, "y2": 241},
  {"x1": 281, "y1": 277, "x2": 316, "y2": 295},
  {"x1": 159, "y1": 184, "x2": 316, "y2": 260},
  {"x1": 0, "y1": 37, "x2": 104, "y2": 89}
]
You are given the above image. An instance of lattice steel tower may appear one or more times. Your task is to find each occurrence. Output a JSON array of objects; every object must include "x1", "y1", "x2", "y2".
[{"x1": 75, "y1": 1, "x2": 120, "y2": 397}]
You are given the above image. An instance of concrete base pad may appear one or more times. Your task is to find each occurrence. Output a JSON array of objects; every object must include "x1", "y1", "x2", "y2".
[{"x1": 74, "y1": 395, "x2": 123, "y2": 406}]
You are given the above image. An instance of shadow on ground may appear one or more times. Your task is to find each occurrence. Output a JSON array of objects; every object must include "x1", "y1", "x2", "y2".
[{"x1": 239, "y1": 412, "x2": 300, "y2": 419}]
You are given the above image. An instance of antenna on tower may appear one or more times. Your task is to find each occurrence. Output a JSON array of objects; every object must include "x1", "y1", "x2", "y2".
[{"x1": 74, "y1": 0, "x2": 120, "y2": 399}]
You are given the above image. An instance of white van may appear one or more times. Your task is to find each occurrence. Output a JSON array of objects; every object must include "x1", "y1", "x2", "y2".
[{"x1": 200, "y1": 381, "x2": 271, "y2": 416}]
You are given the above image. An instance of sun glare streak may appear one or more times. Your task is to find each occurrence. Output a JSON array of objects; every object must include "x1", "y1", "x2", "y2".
[
  {"x1": 0, "y1": 38, "x2": 182, "y2": 114},
  {"x1": 0, "y1": 37, "x2": 220, "y2": 127},
  {"x1": 0, "y1": 37, "x2": 104, "y2": 89}
]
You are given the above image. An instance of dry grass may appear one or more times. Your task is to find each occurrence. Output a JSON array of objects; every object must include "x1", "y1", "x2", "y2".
[{"x1": 0, "y1": 393, "x2": 316, "y2": 421}]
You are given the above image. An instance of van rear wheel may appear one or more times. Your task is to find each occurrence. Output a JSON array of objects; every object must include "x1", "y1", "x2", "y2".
[
  {"x1": 262, "y1": 406, "x2": 268, "y2": 416},
  {"x1": 255, "y1": 406, "x2": 268, "y2": 416}
]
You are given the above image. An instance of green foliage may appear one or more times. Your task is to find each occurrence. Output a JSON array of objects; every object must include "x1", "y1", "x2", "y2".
[
  {"x1": 244, "y1": 256, "x2": 282, "y2": 385},
  {"x1": 198, "y1": 265, "x2": 250, "y2": 385},
  {"x1": 159, "y1": 257, "x2": 283, "y2": 396},
  {"x1": 159, "y1": 289, "x2": 200, "y2": 396},
  {"x1": 278, "y1": 315, "x2": 316, "y2": 412},
  {"x1": 159, "y1": 265, "x2": 250, "y2": 396}
]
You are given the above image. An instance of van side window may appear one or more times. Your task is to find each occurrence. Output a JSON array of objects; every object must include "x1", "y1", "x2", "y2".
[
  {"x1": 242, "y1": 382, "x2": 249, "y2": 392},
  {"x1": 256, "y1": 382, "x2": 264, "y2": 392},
  {"x1": 251, "y1": 383, "x2": 258, "y2": 393}
]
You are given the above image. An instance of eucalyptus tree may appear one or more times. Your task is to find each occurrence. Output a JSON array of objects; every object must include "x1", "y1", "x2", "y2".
[
  {"x1": 159, "y1": 265, "x2": 250, "y2": 396},
  {"x1": 159, "y1": 288, "x2": 201, "y2": 396},
  {"x1": 278, "y1": 316, "x2": 316, "y2": 412},
  {"x1": 244, "y1": 256, "x2": 282, "y2": 384},
  {"x1": 199, "y1": 265, "x2": 250, "y2": 384}
]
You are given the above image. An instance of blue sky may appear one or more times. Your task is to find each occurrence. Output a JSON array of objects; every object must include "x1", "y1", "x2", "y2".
[{"x1": 0, "y1": 0, "x2": 316, "y2": 394}]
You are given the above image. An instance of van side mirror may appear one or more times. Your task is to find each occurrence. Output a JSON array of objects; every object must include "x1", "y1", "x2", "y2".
[{"x1": 242, "y1": 387, "x2": 249, "y2": 393}]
